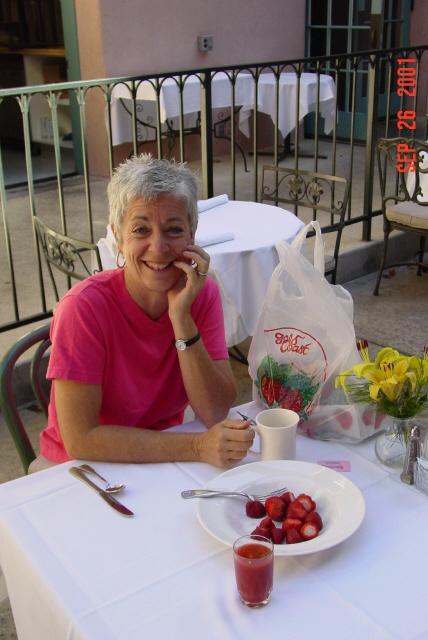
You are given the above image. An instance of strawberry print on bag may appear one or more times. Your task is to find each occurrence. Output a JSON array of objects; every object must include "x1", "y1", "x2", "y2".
[{"x1": 254, "y1": 324, "x2": 327, "y2": 418}]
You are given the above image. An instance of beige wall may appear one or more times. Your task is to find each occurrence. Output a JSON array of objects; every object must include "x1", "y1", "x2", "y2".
[
  {"x1": 74, "y1": 0, "x2": 306, "y2": 176},
  {"x1": 75, "y1": 0, "x2": 305, "y2": 79}
]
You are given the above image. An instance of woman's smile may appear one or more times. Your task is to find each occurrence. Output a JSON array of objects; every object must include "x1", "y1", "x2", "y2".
[{"x1": 141, "y1": 259, "x2": 175, "y2": 272}]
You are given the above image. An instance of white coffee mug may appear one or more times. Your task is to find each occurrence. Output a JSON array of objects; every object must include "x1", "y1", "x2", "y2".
[{"x1": 254, "y1": 408, "x2": 299, "y2": 461}]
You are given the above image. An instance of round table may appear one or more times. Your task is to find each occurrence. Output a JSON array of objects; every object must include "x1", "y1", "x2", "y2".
[{"x1": 196, "y1": 200, "x2": 303, "y2": 345}]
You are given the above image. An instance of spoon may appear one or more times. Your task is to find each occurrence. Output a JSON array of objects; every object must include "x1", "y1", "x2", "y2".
[{"x1": 77, "y1": 464, "x2": 125, "y2": 494}]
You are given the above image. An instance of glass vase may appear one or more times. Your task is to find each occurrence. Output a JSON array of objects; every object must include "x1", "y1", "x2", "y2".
[{"x1": 375, "y1": 416, "x2": 412, "y2": 468}]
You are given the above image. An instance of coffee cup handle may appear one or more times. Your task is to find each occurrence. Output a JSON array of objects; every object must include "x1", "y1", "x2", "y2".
[{"x1": 249, "y1": 423, "x2": 260, "y2": 453}]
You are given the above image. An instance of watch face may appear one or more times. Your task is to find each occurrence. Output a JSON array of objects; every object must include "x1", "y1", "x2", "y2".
[{"x1": 175, "y1": 339, "x2": 186, "y2": 351}]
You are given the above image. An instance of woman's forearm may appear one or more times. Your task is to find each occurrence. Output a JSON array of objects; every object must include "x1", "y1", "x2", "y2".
[
  {"x1": 179, "y1": 347, "x2": 236, "y2": 425},
  {"x1": 64, "y1": 423, "x2": 204, "y2": 463},
  {"x1": 55, "y1": 379, "x2": 205, "y2": 463},
  {"x1": 55, "y1": 380, "x2": 250, "y2": 467}
]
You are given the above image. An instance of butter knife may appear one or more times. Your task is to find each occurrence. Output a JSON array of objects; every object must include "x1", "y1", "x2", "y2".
[{"x1": 69, "y1": 466, "x2": 134, "y2": 516}]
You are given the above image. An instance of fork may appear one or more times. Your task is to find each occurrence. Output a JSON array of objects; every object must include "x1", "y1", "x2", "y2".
[
  {"x1": 181, "y1": 487, "x2": 288, "y2": 501},
  {"x1": 236, "y1": 411, "x2": 257, "y2": 426}
]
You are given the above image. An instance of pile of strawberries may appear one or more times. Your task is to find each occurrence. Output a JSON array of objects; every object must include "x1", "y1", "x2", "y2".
[{"x1": 245, "y1": 491, "x2": 323, "y2": 545}]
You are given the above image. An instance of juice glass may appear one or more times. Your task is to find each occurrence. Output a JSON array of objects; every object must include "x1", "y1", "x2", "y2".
[{"x1": 233, "y1": 534, "x2": 274, "y2": 607}]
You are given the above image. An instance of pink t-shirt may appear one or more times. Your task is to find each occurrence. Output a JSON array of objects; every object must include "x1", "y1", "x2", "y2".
[{"x1": 40, "y1": 269, "x2": 228, "y2": 462}]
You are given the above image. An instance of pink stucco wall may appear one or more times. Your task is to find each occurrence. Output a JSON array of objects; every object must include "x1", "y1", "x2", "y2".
[
  {"x1": 74, "y1": 0, "x2": 306, "y2": 175},
  {"x1": 75, "y1": 0, "x2": 305, "y2": 79}
]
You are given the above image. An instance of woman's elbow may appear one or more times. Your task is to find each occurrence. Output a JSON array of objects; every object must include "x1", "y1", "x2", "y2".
[
  {"x1": 204, "y1": 379, "x2": 237, "y2": 426},
  {"x1": 59, "y1": 423, "x2": 95, "y2": 460},
  {"x1": 63, "y1": 436, "x2": 87, "y2": 460}
]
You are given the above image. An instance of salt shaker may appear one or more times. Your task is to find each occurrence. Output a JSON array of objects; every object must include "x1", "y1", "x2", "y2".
[{"x1": 400, "y1": 425, "x2": 421, "y2": 485}]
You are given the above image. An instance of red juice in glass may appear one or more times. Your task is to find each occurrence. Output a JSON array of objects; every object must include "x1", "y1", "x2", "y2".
[{"x1": 233, "y1": 535, "x2": 274, "y2": 607}]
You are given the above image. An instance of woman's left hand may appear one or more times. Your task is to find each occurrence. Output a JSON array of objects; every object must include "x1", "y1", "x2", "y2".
[{"x1": 167, "y1": 244, "x2": 210, "y2": 319}]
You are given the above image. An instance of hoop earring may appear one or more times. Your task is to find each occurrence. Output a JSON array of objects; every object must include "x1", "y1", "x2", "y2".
[{"x1": 116, "y1": 251, "x2": 126, "y2": 268}]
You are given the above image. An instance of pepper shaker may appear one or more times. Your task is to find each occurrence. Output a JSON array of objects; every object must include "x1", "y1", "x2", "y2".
[{"x1": 400, "y1": 425, "x2": 421, "y2": 485}]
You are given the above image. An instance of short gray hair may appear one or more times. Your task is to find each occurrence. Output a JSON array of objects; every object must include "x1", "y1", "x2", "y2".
[{"x1": 107, "y1": 154, "x2": 198, "y2": 239}]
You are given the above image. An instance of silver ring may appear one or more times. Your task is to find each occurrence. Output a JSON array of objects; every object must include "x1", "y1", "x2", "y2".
[{"x1": 196, "y1": 270, "x2": 208, "y2": 277}]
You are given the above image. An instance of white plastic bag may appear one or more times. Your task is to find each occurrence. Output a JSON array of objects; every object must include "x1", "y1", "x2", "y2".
[{"x1": 248, "y1": 221, "x2": 382, "y2": 443}]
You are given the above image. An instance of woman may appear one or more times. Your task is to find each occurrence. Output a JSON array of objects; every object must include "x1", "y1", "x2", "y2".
[{"x1": 35, "y1": 154, "x2": 254, "y2": 470}]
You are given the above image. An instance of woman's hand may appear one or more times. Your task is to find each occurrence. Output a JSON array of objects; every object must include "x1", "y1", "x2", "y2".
[
  {"x1": 167, "y1": 244, "x2": 210, "y2": 320},
  {"x1": 195, "y1": 419, "x2": 255, "y2": 468}
]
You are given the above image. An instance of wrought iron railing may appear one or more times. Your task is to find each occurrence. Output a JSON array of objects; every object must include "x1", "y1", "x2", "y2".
[{"x1": 0, "y1": 44, "x2": 427, "y2": 332}]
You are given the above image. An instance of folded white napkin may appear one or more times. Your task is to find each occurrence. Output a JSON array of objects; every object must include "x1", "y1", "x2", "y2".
[
  {"x1": 195, "y1": 231, "x2": 235, "y2": 248},
  {"x1": 197, "y1": 194, "x2": 229, "y2": 213},
  {"x1": 96, "y1": 225, "x2": 117, "y2": 270}
]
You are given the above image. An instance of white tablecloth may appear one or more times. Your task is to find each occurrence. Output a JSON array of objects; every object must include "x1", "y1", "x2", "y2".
[
  {"x1": 238, "y1": 72, "x2": 336, "y2": 139},
  {"x1": 110, "y1": 72, "x2": 254, "y2": 145},
  {"x1": 0, "y1": 400, "x2": 426, "y2": 640},
  {"x1": 97, "y1": 200, "x2": 303, "y2": 346},
  {"x1": 110, "y1": 72, "x2": 336, "y2": 145}
]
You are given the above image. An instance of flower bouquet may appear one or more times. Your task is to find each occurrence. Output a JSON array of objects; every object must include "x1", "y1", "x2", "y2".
[{"x1": 336, "y1": 341, "x2": 428, "y2": 467}]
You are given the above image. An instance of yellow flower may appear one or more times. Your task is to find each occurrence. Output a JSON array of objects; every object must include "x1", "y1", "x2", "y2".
[
  {"x1": 335, "y1": 344, "x2": 428, "y2": 419},
  {"x1": 375, "y1": 347, "x2": 400, "y2": 366}
]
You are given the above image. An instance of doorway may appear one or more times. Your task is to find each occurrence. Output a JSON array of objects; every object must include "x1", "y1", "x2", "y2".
[
  {"x1": 305, "y1": 0, "x2": 412, "y2": 140},
  {"x1": 0, "y1": 0, "x2": 80, "y2": 187}
]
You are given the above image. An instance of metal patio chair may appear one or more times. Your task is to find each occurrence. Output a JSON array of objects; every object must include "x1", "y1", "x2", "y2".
[
  {"x1": 374, "y1": 137, "x2": 428, "y2": 296},
  {"x1": 34, "y1": 216, "x2": 103, "y2": 302},
  {"x1": 260, "y1": 165, "x2": 350, "y2": 284},
  {"x1": 0, "y1": 323, "x2": 51, "y2": 474}
]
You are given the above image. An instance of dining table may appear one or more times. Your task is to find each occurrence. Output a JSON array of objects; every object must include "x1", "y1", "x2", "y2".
[
  {"x1": 0, "y1": 399, "x2": 427, "y2": 640},
  {"x1": 109, "y1": 71, "x2": 336, "y2": 147},
  {"x1": 96, "y1": 197, "x2": 304, "y2": 347}
]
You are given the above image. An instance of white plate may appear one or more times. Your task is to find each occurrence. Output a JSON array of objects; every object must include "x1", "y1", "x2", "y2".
[{"x1": 197, "y1": 460, "x2": 365, "y2": 556}]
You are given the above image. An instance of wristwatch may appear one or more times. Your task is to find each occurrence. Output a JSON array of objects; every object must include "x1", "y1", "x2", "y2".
[{"x1": 175, "y1": 332, "x2": 201, "y2": 351}]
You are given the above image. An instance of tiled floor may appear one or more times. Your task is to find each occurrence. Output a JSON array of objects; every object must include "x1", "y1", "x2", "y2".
[{"x1": 2, "y1": 146, "x2": 76, "y2": 188}]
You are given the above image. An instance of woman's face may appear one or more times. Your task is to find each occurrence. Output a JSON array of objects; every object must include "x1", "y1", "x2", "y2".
[{"x1": 115, "y1": 193, "x2": 193, "y2": 296}]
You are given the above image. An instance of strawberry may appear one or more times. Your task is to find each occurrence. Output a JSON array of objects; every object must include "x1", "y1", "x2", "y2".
[
  {"x1": 259, "y1": 517, "x2": 274, "y2": 530},
  {"x1": 280, "y1": 388, "x2": 303, "y2": 413},
  {"x1": 246, "y1": 500, "x2": 266, "y2": 518},
  {"x1": 304, "y1": 511, "x2": 323, "y2": 530},
  {"x1": 300, "y1": 521, "x2": 320, "y2": 540},
  {"x1": 265, "y1": 496, "x2": 287, "y2": 521},
  {"x1": 279, "y1": 491, "x2": 295, "y2": 505},
  {"x1": 337, "y1": 411, "x2": 353, "y2": 430},
  {"x1": 271, "y1": 527, "x2": 285, "y2": 544},
  {"x1": 260, "y1": 375, "x2": 275, "y2": 406},
  {"x1": 286, "y1": 499, "x2": 307, "y2": 520},
  {"x1": 362, "y1": 407, "x2": 374, "y2": 426},
  {"x1": 251, "y1": 526, "x2": 272, "y2": 540},
  {"x1": 273, "y1": 381, "x2": 289, "y2": 403},
  {"x1": 296, "y1": 494, "x2": 316, "y2": 513},
  {"x1": 282, "y1": 517, "x2": 303, "y2": 531},
  {"x1": 285, "y1": 528, "x2": 303, "y2": 544},
  {"x1": 374, "y1": 413, "x2": 387, "y2": 430}
]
